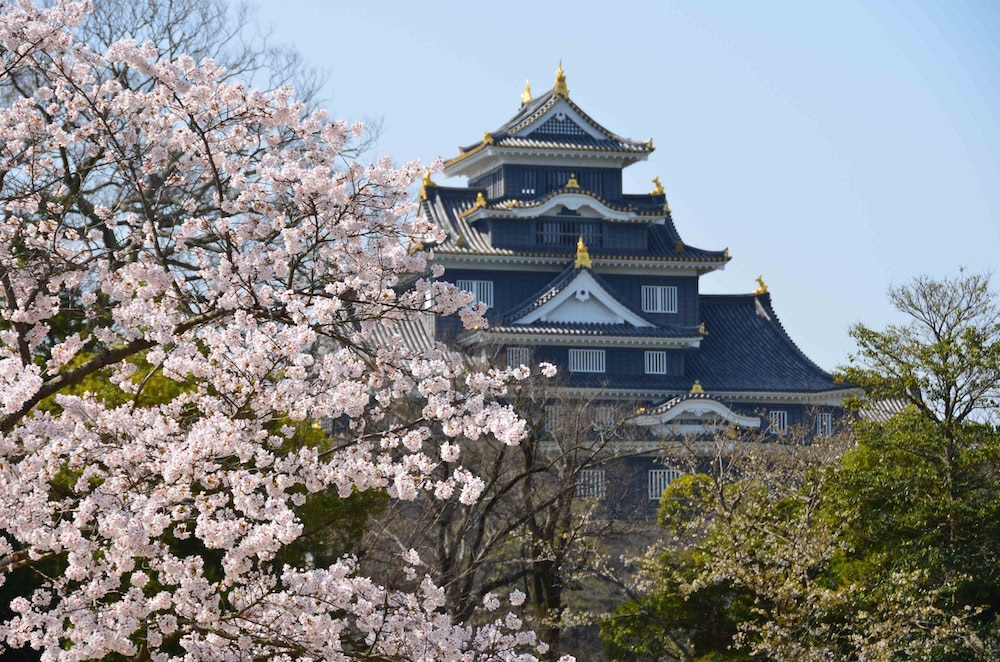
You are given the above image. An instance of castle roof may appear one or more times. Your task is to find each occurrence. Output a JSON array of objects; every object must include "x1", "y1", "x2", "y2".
[
  {"x1": 443, "y1": 68, "x2": 653, "y2": 178},
  {"x1": 420, "y1": 186, "x2": 729, "y2": 267}
]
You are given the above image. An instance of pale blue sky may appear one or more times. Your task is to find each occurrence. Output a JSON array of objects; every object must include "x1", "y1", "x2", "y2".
[{"x1": 256, "y1": 0, "x2": 1000, "y2": 372}]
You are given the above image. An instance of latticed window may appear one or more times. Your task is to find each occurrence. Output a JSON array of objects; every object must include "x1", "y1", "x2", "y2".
[
  {"x1": 649, "y1": 468, "x2": 683, "y2": 500},
  {"x1": 507, "y1": 346, "x2": 530, "y2": 368},
  {"x1": 815, "y1": 412, "x2": 833, "y2": 437},
  {"x1": 568, "y1": 349, "x2": 605, "y2": 373},
  {"x1": 575, "y1": 470, "x2": 606, "y2": 499},
  {"x1": 645, "y1": 351, "x2": 668, "y2": 375},
  {"x1": 641, "y1": 285, "x2": 678, "y2": 313},
  {"x1": 770, "y1": 410, "x2": 788, "y2": 434},
  {"x1": 537, "y1": 115, "x2": 587, "y2": 136},
  {"x1": 456, "y1": 279, "x2": 493, "y2": 308}
]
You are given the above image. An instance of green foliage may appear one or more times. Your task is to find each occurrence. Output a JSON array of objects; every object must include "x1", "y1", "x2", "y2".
[{"x1": 604, "y1": 272, "x2": 1000, "y2": 661}]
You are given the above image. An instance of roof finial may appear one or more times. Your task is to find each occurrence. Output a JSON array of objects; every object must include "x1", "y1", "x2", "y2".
[
  {"x1": 521, "y1": 79, "x2": 532, "y2": 104},
  {"x1": 565, "y1": 172, "x2": 579, "y2": 188},
  {"x1": 419, "y1": 171, "x2": 436, "y2": 201},
  {"x1": 650, "y1": 176, "x2": 664, "y2": 196},
  {"x1": 474, "y1": 191, "x2": 487, "y2": 209},
  {"x1": 690, "y1": 379, "x2": 704, "y2": 394},
  {"x1": 483, "y1": 131, "x2": 495, "y2": 145},
  {"x1": 575, "y1": 236, "x2": 592, "y2": 269},
  {"x1": 554, "y1": 62, "x2": 569, "y2": 98},
  {"x1": 753, "y1": 275, "x2": 768, "y2": 295}
]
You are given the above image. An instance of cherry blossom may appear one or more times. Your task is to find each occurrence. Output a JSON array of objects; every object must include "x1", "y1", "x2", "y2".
[{"x1": 0, "y1": 2, "x2": 556, "y2": 659}]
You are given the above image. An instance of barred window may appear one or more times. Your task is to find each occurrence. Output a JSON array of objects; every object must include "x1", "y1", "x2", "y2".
[
  {"x1": 649, "y1": 468, "x2": 683, "y2": 500},
  {"x1": 645, "y1": 351, "x2": 668, "y2": 375},
  {"x1": 641, "y1": 285, "x2": 678, "y2": 313},
  {"x1": 507, "y1": 346, "x2": 530, "y2": 368},
  {"x1": 575, "y1": 470, "x2": 606, "y2": 499},
  {"x1": 815, "y1": 412, "x2": 833, "y2": 437},
  {"x1": 568, "y1": 349, "x2": 605, "y2": 373},
  {"x1": 543, "y1": 404, "x2": 564, "y2": 434},
  {"x1": 456, "y1": 279, "x2": 493, "y2": 308},
  {"x1": 536, "y1": 220, "x2": 602, "y2": 248},
  {"x1": 770, "y1": 410, "x2": 788, "y2": 434}
]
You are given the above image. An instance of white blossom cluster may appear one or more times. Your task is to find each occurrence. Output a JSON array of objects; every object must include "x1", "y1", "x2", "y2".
[{"x1": 0, "y1": 2, "x2": 562, "y2": 659}]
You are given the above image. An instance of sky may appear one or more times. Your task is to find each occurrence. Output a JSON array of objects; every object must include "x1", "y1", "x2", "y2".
[{"x1": 256, "y1": 0, "x2": 1000, "y2": 372}]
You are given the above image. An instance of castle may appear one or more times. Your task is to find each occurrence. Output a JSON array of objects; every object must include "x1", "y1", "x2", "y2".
[{"x1": 410, "y1": 66, "x2": 850, "y2": 511}]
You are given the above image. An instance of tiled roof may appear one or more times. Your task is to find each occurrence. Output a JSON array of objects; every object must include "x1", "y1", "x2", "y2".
[
  {"x1": 645, "y1": 392, "x2": 728, "y2": 416},
  {"x1": 454, "y1": 89, "x2": 652, "y2": 156},
  {"x1": 420, "y1": 187, "x2": 728, "y2": 264},
  {"x1": 688, "y1": 293, "x2": 842, "y2": 393},
  {"x1": 366, "y1": 313, "x2": 436, "y2": 355},
  {"x1": 485, "y1": 323, "x2": 700, "y2": 338}
]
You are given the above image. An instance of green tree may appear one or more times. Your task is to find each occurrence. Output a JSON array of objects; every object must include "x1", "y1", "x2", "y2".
[{"x1": 604, "y1": 272, "x2": 1000, "y2": 661}]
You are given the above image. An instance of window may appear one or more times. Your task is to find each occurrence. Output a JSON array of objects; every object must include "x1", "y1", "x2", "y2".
[
  {"x1": 641, "y1": 285, "x2": 678, "y2": 313},
  {"x1": 568, "y1": 349, "x2": 605, "y2": 373},
  {"x1": 456, "y1": 279, "x2": 493, "y2": 308},
  {"x1": 536, "y1": 220, "x2": 602, "y2": 248},
  {"x1": 543, "y1": 404, "x2": 563, "y2": 434},
  {"x1": 506, "y1": 347, "x2": 530, "y2": 368},
  {"x1": 645, "y1": 351, "x2": 668, "y2": 375},
  {"x1": 815, "y1": 412, "x2": 833, "y2": 437},
  {"x1": 521, "y1": 169, "x2": 537, "y2": 196},
  {"x1": 769, "y1": 410, "x2": 788, "y2": 434},
  {"x1": 575, "y1": 469, "x2": 606, "y2": 499},
  {"x1": 649, "y1": 468, "x2": 683, "y2": 500},
  {"x1": 593, "y1": 404, "x2": 616, "y2": 428}
]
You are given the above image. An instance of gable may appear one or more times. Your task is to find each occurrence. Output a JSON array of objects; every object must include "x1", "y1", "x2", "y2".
[
  {"x1": 515, "y1": 99, "x2": 607, "y2": 142},
  {"x1": 632, "y1": 397, "x2": 762, "y2": 436},
  {"x1": 513, "y1": 269, "x2": 652, "y2": 327}
]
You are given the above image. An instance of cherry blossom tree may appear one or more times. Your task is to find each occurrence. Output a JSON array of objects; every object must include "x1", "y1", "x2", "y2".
[{"x1": 0, "y1": 2, "x2": 559, "y2": 659}]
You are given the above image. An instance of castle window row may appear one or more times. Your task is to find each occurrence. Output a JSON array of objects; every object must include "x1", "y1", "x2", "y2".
[
  {"x1": 575, "y1": 469, "x2": 606, "y2": 498},
  {"x1": 537, "y1": 220, "x2": 602, "y2": 247},
  {"x1": 568, "y1": 348, "x2": 605, "y2": 373},
  {"x1": 456, "y1": 279, "x2": 493, "y2": 308},
  {"x1": 507, "y1": 346, "x2": 530, "y2": 368},
  {"x1": 572, "y1": 468, "x2": 685, "y2": 501},
  {"x1": 644, "y1": 350, "x2": 668, "y2": 375},
  {"x1": 642, "y1": 285, "x2": 678, "y2": 313},
  {"x1": 648, "y1": 468, "x2": 684, "y2": 500}
]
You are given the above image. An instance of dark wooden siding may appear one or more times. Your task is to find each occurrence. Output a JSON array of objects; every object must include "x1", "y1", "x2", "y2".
[
  {"x1": 503, "y1": 165, "x2": 622, "y2": 200},
  {"x1": 442, "y1": 269, "x2": 561, "y2": 318},
  {"x1": 600, "y1": 274, "x2": 700, "y2": 326}
]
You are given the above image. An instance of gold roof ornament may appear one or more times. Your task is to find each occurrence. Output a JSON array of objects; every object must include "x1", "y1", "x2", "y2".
[
  {"x1": 650, "y1": 176, "x2": 665, "y2": 196},
  {"x1": 418, "y1": 171, "x2": 436, "y2": 200},
  {"x1": 483, "y1": 131, "x2": 495, "y2": 145},
  {"x1": 473, "y1": 191, "x2": 487, "y2": 209},
  {"x1": 699, "y1": 322, "x2": 708, "y2": 336},
  {"x1": 724, "y1": 247, "x2": 731, "y2": 259},
  {"x1": 673, "y1": 240, "x2": 684, "y2": 253},
  {"x1": 575, "y1": 236, "x2": 592, "y2": 269},
  {"x1": 565, "y1": 173, "x2": 579, "y2": 188},
  {"x1": 753, "y1": 275, "x2": 768, "y2": 295},
  {"x1": 521, "y1": 79, "x2": 532, "y2": 104},
  {"x1": 690, "y1": 379, "x2": 704, "y2": 394},
  {"x1": 553, "y1": 62, "x2": 569, "y2": 98},
  {"x1": 663, "y1": 199, "x2": 671, "y2": 214}
]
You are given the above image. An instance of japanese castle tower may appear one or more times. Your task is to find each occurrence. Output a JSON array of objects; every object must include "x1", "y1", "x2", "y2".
[{"x1": 414, "y1": 66, "x2": 850, "y2": 466}]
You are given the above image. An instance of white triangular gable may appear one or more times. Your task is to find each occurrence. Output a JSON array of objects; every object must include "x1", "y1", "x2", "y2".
[
  {"x1": 514, "y1": 270, "x2": 652, "y2": 327},
  {"x1": 516, "y1": 98, "x2": 606, "y2": 141},
  {"x1": 632, "y1": 398, "x2": 761, "y2": 436}
]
